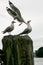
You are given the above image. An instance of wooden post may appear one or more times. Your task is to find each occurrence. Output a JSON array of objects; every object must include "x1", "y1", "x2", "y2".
[{"x1": 2, "y1": 35, "x2": 34, "y2": 65}]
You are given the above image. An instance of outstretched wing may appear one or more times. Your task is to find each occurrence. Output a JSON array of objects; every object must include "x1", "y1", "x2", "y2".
[
  {"x1": 9, "y1": 1, "x2": 25, "y2": 23},
  {"x1": 9, "y1": 1, "x2": 21, "y2": 17},
  {"x1": 6, "y1": 1, "x2": 26, "y2": 25},
  {"x1": 6, "y1": 7, "x2": 17, "y2": 19}
]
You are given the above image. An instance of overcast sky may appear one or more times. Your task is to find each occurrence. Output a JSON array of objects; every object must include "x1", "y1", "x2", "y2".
[{"x1": 0, "y1": 0, "x2": 43, "y2": 51}]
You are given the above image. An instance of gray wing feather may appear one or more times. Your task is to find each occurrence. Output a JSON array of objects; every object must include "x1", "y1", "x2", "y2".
[
  {"x1": 9, "y1": 1, "x2": 21, "y2": 17},
  {"x1": 3, "y1": 26, "x2": 13, "y2": 34},
  {"x1": 9, "y1": 1, "x2": 25, "y2": 22},
  {"x1": 6, "y1": 7, "x2": 17, "y2": 19}
]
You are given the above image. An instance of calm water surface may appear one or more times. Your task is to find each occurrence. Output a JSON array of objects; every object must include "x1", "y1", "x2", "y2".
[{"x1": 34, "y1": 58, "x2": 43, "y2": 65}]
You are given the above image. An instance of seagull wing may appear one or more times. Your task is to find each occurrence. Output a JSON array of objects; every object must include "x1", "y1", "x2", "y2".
[
  {"x1": 9, "y1": 1, "x2": 21, "y2": 17},
  {"x1": 18, "y1": 28, "x2": 31, "y2": 35},
  {"x1": 3, "y1": 26, "x2": 13, "y2": 34},
  {"x1": 9, "y1": 1, "x2": 25, "y2": 23},
  {"x1": 6, "y1": 7, "x2": 17, "y2": 19}
]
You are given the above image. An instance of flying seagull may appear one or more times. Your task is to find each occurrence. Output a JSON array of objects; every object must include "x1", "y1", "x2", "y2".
[
  {"x1": 18, "y1": 20, "x2": 32, "y2": 35},
  {"x1": 6, "y1": 1, "x2": 27, "y2": 25},
  {"x1": 2, "y1": 21, "x2": 16, "y2": 34}
]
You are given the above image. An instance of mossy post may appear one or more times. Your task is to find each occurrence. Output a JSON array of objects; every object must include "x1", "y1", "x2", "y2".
[{"x1": 2, "y1": 35, "x2": 34, "y2": 65}]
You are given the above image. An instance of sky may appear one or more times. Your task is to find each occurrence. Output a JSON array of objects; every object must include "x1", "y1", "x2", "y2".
[{"x1": 0, "y1": 0, "x2": 43, "y2": 51}]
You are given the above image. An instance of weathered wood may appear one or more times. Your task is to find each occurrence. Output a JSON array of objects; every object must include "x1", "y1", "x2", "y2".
[{"x1": 2, "y1": 35, "x2": 34, "y2": 65}]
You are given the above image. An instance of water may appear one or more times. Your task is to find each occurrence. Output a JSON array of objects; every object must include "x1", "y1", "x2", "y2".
[{"x1": 34, "y1": 58, "x2": 43, "y2": 65}]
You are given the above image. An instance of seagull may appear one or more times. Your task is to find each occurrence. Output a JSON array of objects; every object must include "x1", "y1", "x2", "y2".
[
  {"x1": 18, "y1": 20, "x2": 32, "y2": 35},
  {"x1": 6, "y1": 1, "x2": 27, "y2": 25},
  {"x1": 2, "y1": 21, "x2": 16, "y2": 34}
]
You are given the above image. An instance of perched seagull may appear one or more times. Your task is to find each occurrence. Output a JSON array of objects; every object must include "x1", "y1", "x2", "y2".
[
  {"x1": 6, "y1": 1, "x2": 27, "y2": 25},
  {"x1": 2, "y1": 21, "x2": 16, "y2": 34},
  {"x1": 18, "y1": 20, "x2": 32, "y2": 35}
]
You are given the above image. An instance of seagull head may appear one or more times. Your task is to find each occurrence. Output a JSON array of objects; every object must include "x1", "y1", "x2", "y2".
[{"x1": 26, "y1": 20, "x2": 31, "y2": 27}]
